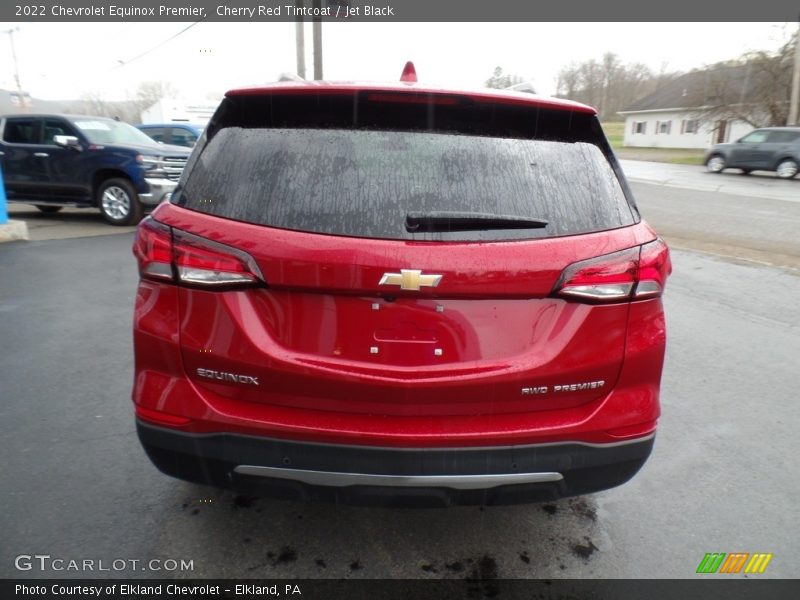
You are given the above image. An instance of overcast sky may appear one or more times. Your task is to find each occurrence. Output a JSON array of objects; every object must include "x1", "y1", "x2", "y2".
[{"x1": 0, "y1": 22, "x2": 794, "y2": 103}]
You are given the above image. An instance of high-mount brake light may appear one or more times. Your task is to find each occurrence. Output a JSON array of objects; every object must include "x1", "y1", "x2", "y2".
[
  {"x1": 132, "y1": 217, "x2": 263, "y2": 288},
  {"x1": 553, "y1": 239, "x2": 671, "y2": 303},
  {"x1": 400, "y1": 61, "x2": 417, "y2": 82},
  {"x1": 366, "y1": 93, "x2": 458, "y2": 106}
]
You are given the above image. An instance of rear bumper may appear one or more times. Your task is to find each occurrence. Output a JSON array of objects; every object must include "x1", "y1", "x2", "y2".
[{"x1": 137, "y1": 420, "x2": 655, "y2": 506}]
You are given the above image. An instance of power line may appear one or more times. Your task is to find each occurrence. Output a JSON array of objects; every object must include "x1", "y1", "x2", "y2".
[{"x1": 115, "y1": 21, "x2": 202, "y2": 69}]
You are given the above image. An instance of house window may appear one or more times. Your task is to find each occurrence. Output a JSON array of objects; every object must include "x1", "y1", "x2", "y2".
[
  {"x1": 682, "y1": 119, "x2": 700, "y2": 134},
  {"x1": 632, "y1": 121, "x2": 647, "y2": 134},
  {"x1": 657, "y1": 120, "x2": 671, "y2": 135}
]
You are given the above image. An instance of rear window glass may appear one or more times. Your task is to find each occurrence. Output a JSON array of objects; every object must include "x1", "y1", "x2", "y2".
[
  {"x1": 174, "y1": 94, "x2": 636, "y2": 242},
  {"x1": 73, "y1": 119, "x2": 156, "y2": 146},
  {"x1": 3, "y1": 118, "x2": 39, "y2": 144},
  {"x1": 767, "y1": 130, "x2": 800, "y2": 143}
]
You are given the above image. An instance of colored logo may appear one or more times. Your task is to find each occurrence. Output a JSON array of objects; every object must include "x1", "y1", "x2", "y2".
[
  {"x1": 379, "y1": 269, "x2": 443, "y2": 291},
  {"x1": 696, "y1": 552, "x2": 773, "y2": 574}
]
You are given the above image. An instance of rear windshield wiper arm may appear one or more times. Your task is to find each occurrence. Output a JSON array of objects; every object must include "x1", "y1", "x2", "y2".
[{"x1": 406, "y1": 211, "x2": 548, "y2": 233}]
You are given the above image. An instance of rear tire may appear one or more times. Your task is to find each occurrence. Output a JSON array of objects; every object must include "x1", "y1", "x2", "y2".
[
  {"x1": 775, "y1": 159, "x2": 798, "y2": 179},
  {"x1": 706, "y1": 155, "x2": 726, "y2": 173},
  {"x1": 36, "y1": 205, "x2": 63, "y2": 213},
  {"x1": 97, "y1": 178, "x2": 143, "y2": 226},
  {"x1": 739, "y1": 169, "x2": 751, "y2": 175}
]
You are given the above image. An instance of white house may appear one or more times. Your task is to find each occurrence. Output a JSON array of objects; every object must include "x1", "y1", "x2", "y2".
[{"x1": 618, "y1": 66, "x2": 759, "y2": 149}]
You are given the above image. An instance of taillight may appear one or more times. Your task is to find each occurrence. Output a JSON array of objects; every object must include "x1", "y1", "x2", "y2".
[
  {"x1": 635, "y1": 238, "x2": 672, "y2": 299},
  {"x1": 553, "y1": 239, "x2": 670, "y2": 303},
  {"x1": 133, "y1": 218, "x2": 173, "y2": 281},
  {"x1": 173, "y1": 230, "x2": 262, "y2": 287},
  {"x1": 132, "y1": 217, "x2": 263, "y2": 289}
]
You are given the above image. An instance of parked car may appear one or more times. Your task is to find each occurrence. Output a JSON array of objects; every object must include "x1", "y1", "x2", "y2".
[
  {"x1": 705, "y1": 127, "x2": 800, "y2": 179},
  {"x1": 132, "y1": 66, "x2": 671, "y2": 506},
  {"x1": 136, "y1": 123, "x2": 204, "y2": 148},
  {"x1": 0, "y1": 114, "x2": 190, "y2": 225}
]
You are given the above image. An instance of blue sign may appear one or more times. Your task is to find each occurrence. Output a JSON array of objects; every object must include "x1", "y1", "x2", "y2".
[{"x1": 0, "y1": 164, "x2": 7, "y2": 225}]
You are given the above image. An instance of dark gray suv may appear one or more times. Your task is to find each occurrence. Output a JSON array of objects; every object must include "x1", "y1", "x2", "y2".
[{"x1": 705, "y1": 127, "x2": 800, "y2": 179}]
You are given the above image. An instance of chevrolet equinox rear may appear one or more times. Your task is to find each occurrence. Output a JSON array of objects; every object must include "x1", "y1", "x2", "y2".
[{"x1": 132, "y1": 72, "x2": 671, "y2": 506}]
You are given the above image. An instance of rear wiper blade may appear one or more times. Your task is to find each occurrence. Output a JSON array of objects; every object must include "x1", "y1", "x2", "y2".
[{"x1": 405, "y1": 211, "x2": 548, "y2": 233}]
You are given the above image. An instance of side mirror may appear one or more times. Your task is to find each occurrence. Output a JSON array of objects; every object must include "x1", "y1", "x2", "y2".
[{"x1": 54, "y1": 135, "x2": 81, "y2": 150}]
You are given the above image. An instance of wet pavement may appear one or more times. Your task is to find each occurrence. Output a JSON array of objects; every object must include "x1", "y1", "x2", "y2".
[{"x1": 1, "y1": 214, "x2": 798, "y2": 578}]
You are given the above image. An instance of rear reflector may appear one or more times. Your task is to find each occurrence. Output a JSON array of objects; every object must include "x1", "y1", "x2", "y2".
[
  {"x1": 553, "y1": 239, "x2": 671, "y2": 303},
  {"x1": 133, "y1": 217, "x2": 263, "y2": 289},
  {"x1": 135, "y1": 405, "x2": 191, "y2": 426}
]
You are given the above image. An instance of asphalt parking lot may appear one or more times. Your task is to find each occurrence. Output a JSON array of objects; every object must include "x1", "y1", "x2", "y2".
[
  {"x1": 1, "y1": 165, "x2": 799, "y2": 579},
  {"x1": 6, "y1": 204, "x2": 137, "y2": 241},
  {"x1": 1, "y1": 232, "x2": 798, "y2": 579}
]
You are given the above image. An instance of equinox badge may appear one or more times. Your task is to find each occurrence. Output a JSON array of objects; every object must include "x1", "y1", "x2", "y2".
[
  {"x1": 379, "y1": 269, "x2": 442, "y2": 291},
  {"x1": 197, "y1": 368, "x2": 259, "y2": 386}
]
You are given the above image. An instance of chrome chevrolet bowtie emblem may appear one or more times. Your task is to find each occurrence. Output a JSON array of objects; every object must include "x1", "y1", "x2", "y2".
[{"x1": 379, "y1": 269, "x2": 443, "y2": 291}]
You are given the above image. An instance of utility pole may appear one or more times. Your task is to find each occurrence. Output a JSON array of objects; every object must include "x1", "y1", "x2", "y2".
[
  {"x1": 312, "y1": 0, "x2": 323, "y2": 80},
  {"x1": 788, "y1": 19, "x2": 800, "y2": 126},
  {"x1": 3, "y1": 27, "x2": 26, "y2": 109},
  {"x1": 294, "y1": 1, "x2": 306, "y2": 79}
]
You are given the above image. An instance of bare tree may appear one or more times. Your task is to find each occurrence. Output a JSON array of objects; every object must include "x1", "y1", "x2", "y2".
[
  {"x1": 556, "y1": 62, "x2": 581, "y2": 98},
  {"x1": 613, "y1": 62, "x2": 653, "y2": 116},
  {"x1": 556, "y1": 54, "x2": 675, "y2": 120},
  {"x1": 689, "y1": 38, "x2": 796, "y2": 128},
  {"x1": 73, "y1": 92, "x2": 142, "y2": 123},
  {"x1": 134, "y1": 80, "x2": 178, "y2": 113},
  {"x1": 485, "y1": 67, "x2": 524, "y2": 90},
  {"x1": 599, "y1": 53, "x2": 621, "y2": 118},
  {"x1": 79, "y1": 91, "x2": 115, "y2": 117},
  {"x1": 577, "y1": 59, "x2": 603, "y2": 110}
]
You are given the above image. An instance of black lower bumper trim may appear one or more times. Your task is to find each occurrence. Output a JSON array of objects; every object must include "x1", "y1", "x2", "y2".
[{"x1": 136, "y1": 420, "x2": 654, "y2": 506}]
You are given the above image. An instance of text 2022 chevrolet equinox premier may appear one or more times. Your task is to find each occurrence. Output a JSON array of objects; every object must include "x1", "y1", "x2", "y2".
[{"x1": 132, "y1": 67, "x2": 671, "y2": 506}]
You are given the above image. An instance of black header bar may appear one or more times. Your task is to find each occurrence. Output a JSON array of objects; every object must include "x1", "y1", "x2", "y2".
[{"x1": 2, "y1": 0, "x2": 799, "y2": 22}]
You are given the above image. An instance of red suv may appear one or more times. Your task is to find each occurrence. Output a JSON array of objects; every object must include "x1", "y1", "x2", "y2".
[{"x1": 132, "y1": 71, "x2": 670, "y2": 506}]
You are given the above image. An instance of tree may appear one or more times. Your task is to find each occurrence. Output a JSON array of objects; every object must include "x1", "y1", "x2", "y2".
[
  {"x1": 485, "y1": 67, "x2": 524, "y2": 90},
  {"x1": 689, "y1": 38, "x2": 797, "y2": 128},
  {"x1": 556, "y1": 53, "x2": 678, "y2": 121},
  {"x1": 75, "y1": 91, "x2": 142, "y2": 123},
  {"x1": 79, "y1": 91, "x2": 115, "y2": 118},
  {"x1": 556, "y1": 62, "x2": 581, "y2": 98},
  {"x1": 599, "y1": 52, "x2": 621, "y2": 118},
  {"x1": 133, "y1": 80, "x2": 177, "y2": 113}
]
